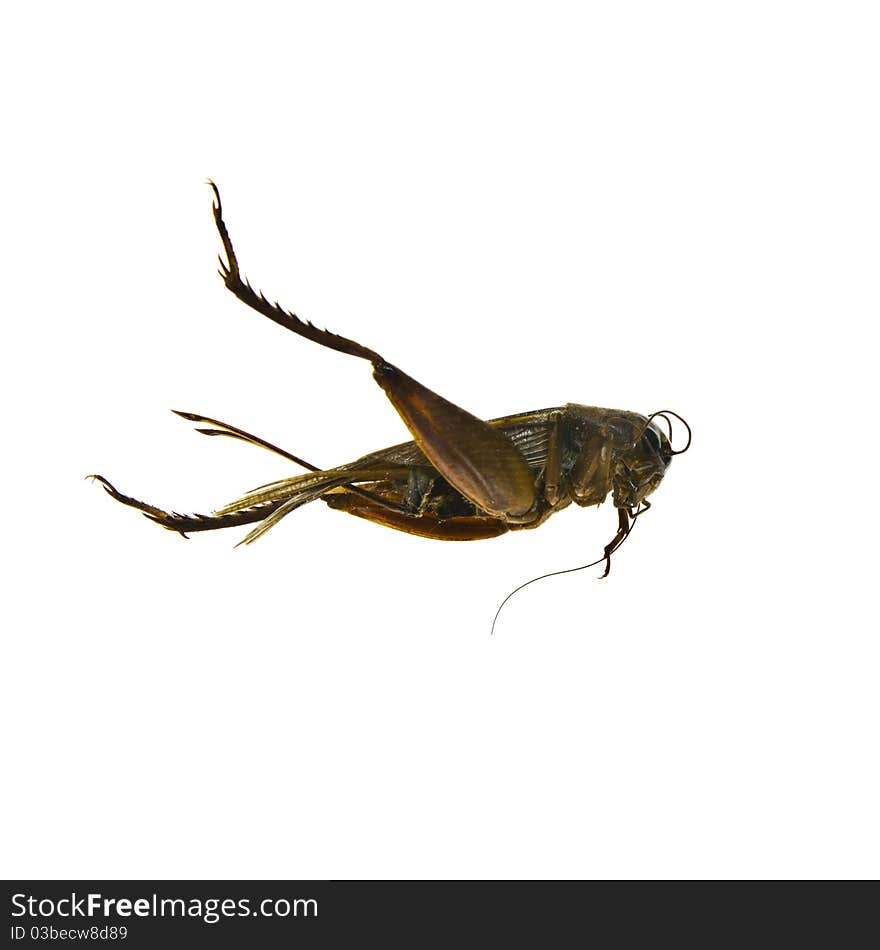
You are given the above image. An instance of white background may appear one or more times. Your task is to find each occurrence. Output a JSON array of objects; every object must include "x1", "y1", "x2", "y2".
[{"x1": 3, "y1": 2, "x2": 878, "y2": 879}]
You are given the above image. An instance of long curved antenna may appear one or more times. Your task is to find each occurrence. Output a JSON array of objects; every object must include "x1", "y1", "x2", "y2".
[
  {"x1": 648, "y1": 410, "x2": 692, "y2": 455},
  {"x1": 490, "y1": 506, "x2": 640, "y2": 636}
]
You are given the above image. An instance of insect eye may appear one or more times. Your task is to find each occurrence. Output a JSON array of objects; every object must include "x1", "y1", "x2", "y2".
[{"x1": 643, "y1": 427, "x2": 662, "y2": 453}]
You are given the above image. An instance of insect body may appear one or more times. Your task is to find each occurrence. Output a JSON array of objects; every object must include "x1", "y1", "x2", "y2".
[{"x1": 92, "y1": 185, "x2": 690, "y2": 577}]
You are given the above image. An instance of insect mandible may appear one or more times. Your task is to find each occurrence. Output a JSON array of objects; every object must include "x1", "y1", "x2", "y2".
[{"x1": 91, "y1": 184, "x2": 691, "y2": 580}]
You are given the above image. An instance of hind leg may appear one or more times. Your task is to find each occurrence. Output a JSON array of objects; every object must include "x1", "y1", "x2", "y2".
[
  {"x1": 323, "y1": 491, "x2": 509, "y2": 541},
  {"x1": 210, "y1": 184, "x2": 536, "y2": 522},
  {"x1": 87, "y1": 475, "x2": 276, "y2": 537}
]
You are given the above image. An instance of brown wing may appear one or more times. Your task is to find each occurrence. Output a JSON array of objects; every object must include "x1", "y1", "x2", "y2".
[{"x1": 342, "y1": 407, "x2": 558, "y2": 473}]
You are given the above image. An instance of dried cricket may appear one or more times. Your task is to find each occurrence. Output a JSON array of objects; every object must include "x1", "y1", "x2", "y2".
[{"x1": 91, "y1": 184, "x2": 690, "y2": 584}]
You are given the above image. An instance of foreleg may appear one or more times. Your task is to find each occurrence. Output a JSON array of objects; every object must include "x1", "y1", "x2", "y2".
[
  {"x1": 601, "y1": 507, "x2": 632, "y2": 578},
  {"x1": 570, "y1": 427, "x2": 614, "y2": 507}
]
